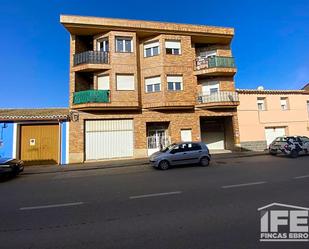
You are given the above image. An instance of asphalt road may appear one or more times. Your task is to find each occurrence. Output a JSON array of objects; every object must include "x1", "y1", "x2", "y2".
[{"x1": 1, "y1": 155, "x2": 309, "y2": 249}]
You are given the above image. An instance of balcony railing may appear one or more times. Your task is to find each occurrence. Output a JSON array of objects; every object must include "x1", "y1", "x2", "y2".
[
  {"x1": 73, "y1": 90, "x2": 110, "y2": 105},
  {"x1": 195, "y1": 56, "x2": 236, "y2": 71},
  {"x1": 198, "y1": 91, "x2": 239, "y2": 104},
  {"x1": 73, "y1": 51, "x2": 109, "y2": 66}
]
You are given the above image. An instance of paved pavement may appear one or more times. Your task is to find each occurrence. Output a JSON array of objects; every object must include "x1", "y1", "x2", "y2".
[
  {"x1": 22, "y1": 151, "x2": 268, "y2": 175},
  {"x1": 1, "y1": 154, "x2": 309, "y2": 249}
]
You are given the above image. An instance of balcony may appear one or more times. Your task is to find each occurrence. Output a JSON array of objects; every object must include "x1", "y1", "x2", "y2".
[
  {"x1": 72, "y1": 89, "x2": 140, "y2": 110},
  {"x1": 72, "y1": 51, "x2": 110, "y2": 72},
  {"x1": 73, "y1": 90, "x2": 110, "y2": 105},
  {"x1": 194, "y1": 56, "x2": 237, "y2": 77},
  {"x1": 197, "y1": 91, "x2": 239, "y2": 108}
]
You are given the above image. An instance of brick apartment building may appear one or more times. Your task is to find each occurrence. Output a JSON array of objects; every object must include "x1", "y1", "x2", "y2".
[{"x1": 61, "y1": 15, "x2": 240, "y2": 163}]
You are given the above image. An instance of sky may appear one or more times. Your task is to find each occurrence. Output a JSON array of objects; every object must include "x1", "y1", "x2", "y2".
[{"x1": 0, "y1": 0, "x2": 308, "y2": 108}]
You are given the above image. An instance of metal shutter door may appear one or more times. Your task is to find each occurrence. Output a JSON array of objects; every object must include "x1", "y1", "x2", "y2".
[
  {"x1": 265, "y1": 127, "x2": 286, "y2": 146},
  {"x1": 85, "y1": 120, "x2": 133, "y2": 160}
]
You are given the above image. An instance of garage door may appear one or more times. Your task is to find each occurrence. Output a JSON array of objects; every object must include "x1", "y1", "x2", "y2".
[
  {"x1": 20, "y1": 124, "x2": 59, "y2": 165},
  {"x1": 265, "y1": 127, "x2": 286, "y2": 146},
  {"x1": 85, "y1": 120, "x2": 133, "y2": 160},
  {"x1": 202, "y1": 131, "x2": 225, "y2": 150}
]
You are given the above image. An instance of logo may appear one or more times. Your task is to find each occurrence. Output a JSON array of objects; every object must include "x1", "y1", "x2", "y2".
[{"x1": 258, "y1": 203, "x2": 309, "y2": 242}]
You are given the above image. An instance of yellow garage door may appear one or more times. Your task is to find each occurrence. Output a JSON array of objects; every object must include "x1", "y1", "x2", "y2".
[{"x1": 20, "y1": 124, "x2": 59, "y2": 165}]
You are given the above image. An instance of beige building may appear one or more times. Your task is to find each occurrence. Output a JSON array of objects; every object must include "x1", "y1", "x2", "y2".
[
  {"x1": 61, "y1": 15, "x2": 240, "y2": 163},
  {"x1": 237, "y1": 89, "x2": 309, "y2": 151}
]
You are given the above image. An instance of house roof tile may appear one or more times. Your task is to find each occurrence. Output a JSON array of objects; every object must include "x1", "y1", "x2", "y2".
[{"x1": 0, "y1": 108, "x2": 69, "y2": 122}]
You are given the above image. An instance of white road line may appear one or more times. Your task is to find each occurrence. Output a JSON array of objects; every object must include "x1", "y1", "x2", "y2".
[
  {"x1": 129, "y1": 191, "x2": 182, "y2": 199},
  {"x1": 19, "y1": 202, "x2": 84, "y2": 211},
  {"x1": 294, "y1": 174, "x2": 309, "y2": 179},
  {"x1": 221, "y1": 181, "x2": 267, "y2": 189}
]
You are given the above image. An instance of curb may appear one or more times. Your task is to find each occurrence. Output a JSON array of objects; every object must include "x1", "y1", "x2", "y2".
[{"x1": 21, "y1": 152, "x2": 269, "y2": 176}]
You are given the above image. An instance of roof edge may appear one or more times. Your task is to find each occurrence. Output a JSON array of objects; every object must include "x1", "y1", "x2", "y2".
[
  {"x1": 60, "y1": 14, "x2": 234, "y2": 36},
  {"x1": 237, "y1": 89, "x2": 308, "y2": 94}
]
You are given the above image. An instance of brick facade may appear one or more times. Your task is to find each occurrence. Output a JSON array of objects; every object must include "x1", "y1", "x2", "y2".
[
  {"x1": 68, "y1": 109, "x2": 240, "y2": 163},
  {"x1": 61, "y1": 15, "x2": 240, "y2": 163}
]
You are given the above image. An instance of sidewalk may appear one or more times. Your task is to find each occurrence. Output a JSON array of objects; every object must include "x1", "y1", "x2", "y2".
[{"x1": 22, "y1": 151, "x2": 268, "y2": 175}]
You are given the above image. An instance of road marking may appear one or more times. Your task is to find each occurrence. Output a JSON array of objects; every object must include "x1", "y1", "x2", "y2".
[
  {"x1": 221, "y1": 181, "x2": 267, "y2": 189},
  {"x1": 129, "y1": 191, "x2": 182, "y2": 199},
  {"x1": 19, "y1": 202, "x2": 84, "y2": 211},
  {"x1": 294, "y1": 174, "x2": 309, "y2": 179}
]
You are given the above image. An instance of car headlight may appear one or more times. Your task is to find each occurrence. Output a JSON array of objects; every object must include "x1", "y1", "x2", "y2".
[{"x1": 0, "y1": 164, "x2": 11, "y2": 168}]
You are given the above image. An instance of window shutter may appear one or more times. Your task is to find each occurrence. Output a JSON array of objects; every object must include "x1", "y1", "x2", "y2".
[
  {"x1": 144, "y1": 41, "x2": 159, "y2": 49},
  {"x1": 165, "y1": 41, "x2": 181, "y2": 49},
  {"x1": 145, "y1": 76, "x2": 161, "y2": 85},
  {"x1": 280, "y1": 98, "x2": 287, "y2": 105},
  {"x1": 97, "y1": 75, "x2": 109, "y2": 90},
  {"x1": 116, "y1": 75, "x2": 135, "y2": 90},
  {"x1": 167, "y1": 76, "x2": 182, "y2": 83}
]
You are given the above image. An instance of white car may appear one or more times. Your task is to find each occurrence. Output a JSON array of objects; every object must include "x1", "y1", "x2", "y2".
[{"x1": 269, "y1": 136, "x2": 309, "y2": 158}]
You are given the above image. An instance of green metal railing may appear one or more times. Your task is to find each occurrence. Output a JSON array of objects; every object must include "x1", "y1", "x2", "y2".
[
  {"x1": 195, "y1": 56, "x2": 236, "y2": 70},
  {"x1": 73, "y1": 90, "x2": 110, "y2": 104}
]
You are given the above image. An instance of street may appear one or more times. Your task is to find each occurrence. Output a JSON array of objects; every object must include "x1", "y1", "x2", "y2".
[{"x1": 1, "y1": 155, "x2": 309, "y2": 249}]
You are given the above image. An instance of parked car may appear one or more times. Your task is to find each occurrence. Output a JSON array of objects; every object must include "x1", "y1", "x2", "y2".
[
  {"x1": 0, "y1": 158, "x2": 24, "y2": 176},
  {"x1": 149, "y1": 142, "x2": 211, "y2": 170},
  {"x1": 269, "y1": 136, "x2": 309, "y2": 158}
]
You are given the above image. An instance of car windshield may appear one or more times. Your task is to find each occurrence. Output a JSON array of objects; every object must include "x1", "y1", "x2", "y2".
[
  {"x1": 160, "y1": 143, "x2": 177, "y2": 152},
  {"x1": 301, "y1": 136, "x2": 309, "y2": 142},
  {"x1": 275, "y1": 137, "x2": 287, "y2": 142}
]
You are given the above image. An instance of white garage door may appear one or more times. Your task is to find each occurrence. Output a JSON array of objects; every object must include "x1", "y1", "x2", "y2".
[
  {"x1": 85, "y1": 120, "x2": 133, "y2": 160},
  {"x1": 202, "y1": 131, "x2": 225, "y2": 150},
  {"x1": 265, "y1": 127, "x2": 286, "y2": 146}
]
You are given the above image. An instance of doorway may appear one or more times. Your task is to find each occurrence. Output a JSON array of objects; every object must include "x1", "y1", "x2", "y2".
[{"x1": 146, "y1": 122, "x2": 170, "y2": 156}]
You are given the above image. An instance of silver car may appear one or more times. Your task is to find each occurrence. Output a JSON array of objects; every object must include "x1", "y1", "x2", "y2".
[{"x1": 149, "y1": 142, "x2": 211, "y2": 170}]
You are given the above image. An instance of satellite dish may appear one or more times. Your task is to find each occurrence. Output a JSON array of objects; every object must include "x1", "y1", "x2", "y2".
[{"x1": 257, "y1": 86, "x2": 264, "y2": 90}]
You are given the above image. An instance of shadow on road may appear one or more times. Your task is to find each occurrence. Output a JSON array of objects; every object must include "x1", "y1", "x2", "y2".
[{"x1": 0, "y1": 173, "x2": 20, "y2": 183}]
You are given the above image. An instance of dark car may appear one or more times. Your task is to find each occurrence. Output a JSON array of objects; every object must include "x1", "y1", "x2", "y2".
[
  {"x1": 149, "y1": 142, "x2": 211, "y2": 170},
  {"x1": 0, "y1": 158, "x2": 24, "y2": 176},
  {"x1": 269, "y1": 136, "x2": 309, "y2": 158}
]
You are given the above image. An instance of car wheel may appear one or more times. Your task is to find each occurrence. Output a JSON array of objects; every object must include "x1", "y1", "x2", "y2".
[
  {"x1": 158, "y1": 160, "x2": 169, "y2": 170},
  {"x1": 269, "y1": 150, "x2": 277, "y2": 156},
  {"x1": 200, "y1": 157, "x2": 210, "y2": 167},
  {"x1": 290, "y1": 150, "x2": 299, "y2": 158}
]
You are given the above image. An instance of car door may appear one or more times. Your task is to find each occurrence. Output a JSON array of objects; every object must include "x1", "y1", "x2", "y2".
[
  {"x1": 169, "y1": 143, "x2": 190, "y2": 165},
  {"x1": 300, "y1": 137, "x2": 309, "y2": 153},
  {"x1": 186, "y1": 143, "x2": 203, "y2": 163}
]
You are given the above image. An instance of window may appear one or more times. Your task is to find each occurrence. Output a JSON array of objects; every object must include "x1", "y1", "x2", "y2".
[
  {"x1": 275, "y1": 137, "x2": 287, "y2": 142},
  {"x1": 171, "y1": 143, "x2": 187, "y2": 153},
  {"x1": 257, "y1": 97, "x2": 266, "y2": 111},
  {"x1": 145, "y1": 76, "x2": 161, "y2": 93},
  {"x1": 167, "y1": 76, "x2": 183, "y2": 91},
  {"x1": 280, "y1": 97, "x2": 288, "y2": 110},
  {"x1": 97, "y1": 39, "x2": 109, "y2": 52},
  {"x1": 165, "y1": 40, "x2": 181, "y2": 55},
  {"x1": 116, "y1": 37, "x2": 133, "y2": 53},
  {"x1": 144, "y1": 41, "x2": 160, "y2": 57},
  {"x1": 97, "y1": 75, "x2": 109, "y2": 90},
  {"x1": 307, "y1": 101, "x2": 309, "y2": 114},
  {"x1": 201, "y1": 81, "x2": 219, "y2": 95},
  {"x1": 116, "y1": 74, "x2": 135, "y2": 90},
  {"x1": 301, "y1": 136, "x2": 309, "y2": 143},
  {"x1": 198, "y1": 50, "x2": 217, "y2": 58},
  {"x1": 188, "y1": 143, "x2": 202, "y2": 151}
]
